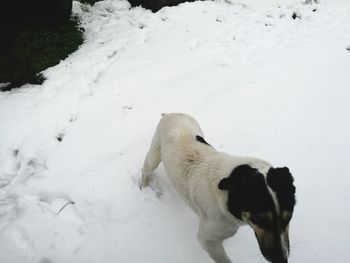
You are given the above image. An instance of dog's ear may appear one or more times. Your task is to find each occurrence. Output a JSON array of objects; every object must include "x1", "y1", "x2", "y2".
[
  {"x1": 218, "y1": 165, "x2": 256, "y2": 191},
  {"x1": 267, "y1": 167, "x2": 296, "y2": 211},
  {"x1": 218, "y1": 165, "x2": 273, "y2": 219},
  {"x1": 218, "y1": 178, "x2": 230, "y2": 190},
  {"x1": 267, "y1": 167, "x2": 295, "y2": 192}
]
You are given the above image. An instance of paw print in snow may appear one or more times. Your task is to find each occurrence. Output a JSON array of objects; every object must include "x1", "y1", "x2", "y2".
[
  {"x1": 14, "y1": 156, "x2": 47, "y2": 184},
  {"x1": 38, "y1": 258, "x2": 53, "y2": 263},
  {"x1": 0, "y1": 149, "x2": 20, "y2": 188}
]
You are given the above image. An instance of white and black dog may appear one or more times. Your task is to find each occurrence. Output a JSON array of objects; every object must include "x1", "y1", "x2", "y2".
[{"x1": 141, "y1": 113, "x2": 296, "y2": 263}]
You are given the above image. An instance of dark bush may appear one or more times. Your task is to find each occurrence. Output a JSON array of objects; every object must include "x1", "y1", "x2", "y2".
[
  {"x1": 128, "y1": 0, "x2": 196, "y2": 12},
  {"x1": 0, "y1": 0, "x2": 72, "y2": 22},
  {"x1": 0, "y1": 0, "x2": 84, "y2": 91},
  {"x1": 79, "y1": 0, "x2": 104, "y2": 5}
]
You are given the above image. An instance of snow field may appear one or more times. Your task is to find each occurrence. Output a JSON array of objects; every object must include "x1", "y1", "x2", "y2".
[{"x1": 0, "y1": 0, "x2": 350, "y2": 262}]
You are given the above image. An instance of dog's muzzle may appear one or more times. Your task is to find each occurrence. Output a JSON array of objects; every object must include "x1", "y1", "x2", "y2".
[{"x1": 254, "y1": 229, "x2": 290, "y2": 263}]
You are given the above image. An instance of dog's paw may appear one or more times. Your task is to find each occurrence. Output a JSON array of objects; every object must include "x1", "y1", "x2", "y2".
[
  {"x1": 140, "y1": 174, "x2": 163, "y2": 198},
  {"x1": 138, "y1": 177, "x2": 146, "y2": 190},
  {"x1": 148, "y1": 176, "x2": 164, "y2": 198},
  {"x1": 140, "y1": 171, "x2": 151, "y2": 189}
]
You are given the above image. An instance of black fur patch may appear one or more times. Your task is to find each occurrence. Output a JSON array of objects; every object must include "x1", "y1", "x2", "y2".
[
  {"x1": 195, "y1": 135, "x2": 211, "y2": 146},
  {"x1": 267, "y1": 167, "x2": 296, "y2": 212},
  {"x1": 219, "y1": 165, "x2": 296, "y2": 262},
  {"x1": 218, "y1": 164, "x2": 275, "y2": 220}
]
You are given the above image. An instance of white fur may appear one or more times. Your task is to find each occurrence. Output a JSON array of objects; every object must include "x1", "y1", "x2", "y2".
[{"x1": 142, "y1": 113, "x2": 272, "y2": 263}]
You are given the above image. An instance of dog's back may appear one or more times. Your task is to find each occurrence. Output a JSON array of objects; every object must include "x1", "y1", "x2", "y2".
[
  {"x1": 158, "y1": 113, "x2": 214, "y2": 166},
  {"x1": 143, "y1": 113, "x2": 260, "y2": 218},
  {"x1": 159, "y1": 114, "x2": 220, "y2": 211}
]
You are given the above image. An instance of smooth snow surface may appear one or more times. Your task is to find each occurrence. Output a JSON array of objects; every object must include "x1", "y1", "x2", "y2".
[{"x1": 1, "y1": 0, "x2": 350, "y2": 262}]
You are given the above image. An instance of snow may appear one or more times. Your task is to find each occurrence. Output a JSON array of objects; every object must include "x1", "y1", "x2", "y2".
[{"x1": 1, "y1": 0, "x2": 350, "y2": 262}]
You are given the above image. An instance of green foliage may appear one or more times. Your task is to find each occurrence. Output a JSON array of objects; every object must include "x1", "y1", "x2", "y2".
[{"x1": 0, "y1": 18, "x2": 84, "y2": 91}]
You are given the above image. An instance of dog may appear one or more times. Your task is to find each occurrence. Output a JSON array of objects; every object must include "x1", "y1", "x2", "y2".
[{"x1": 141, "y1": 113, "x2": 296, "y2": 263}]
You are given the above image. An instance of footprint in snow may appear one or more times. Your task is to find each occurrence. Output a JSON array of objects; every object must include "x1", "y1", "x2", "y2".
[
  {"x1": 13, "y1": 156, "x2": 47, "y2": 184},
  {"x1": 292, "y1": 12, "x2": 301, "y2": 20},
  {"x1": 149, "y1": 177, "x2": 164, "y2": 198},
  {"x1": 9, "y1": 227, "x2": 35, "y2": 257},
  {"x1": 346, "y1": 46, "x2": 350, "y2": 52},
  {"x1": 140, "y1": 174, "x2": 164, "y2": 198},
  {"x1": 56, "y1": 114, "x2": 78, "y2": 143},
  {"x1": 38, "y1": 257, "x2": 53, "y2": 263},
  {"x1": 56, "y1": 132, "x2": 65, "y2": 142},
  {"x1": 122, "y1": 104, "x2": 134, "y2": 116},
  {"x1": 0, "y1": 149, "x2": 21, "y2": 188},
  {"x1": 107, "y1": 50, "x2": 117, "y2": 59},
  {"x1": 0, "y1": 195, "x2": 20, "y2": 229}
]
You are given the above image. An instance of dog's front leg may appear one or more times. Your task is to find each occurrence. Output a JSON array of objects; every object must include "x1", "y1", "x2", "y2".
[
  {"x1": 141, "y1": 127, "x2": 161, "y2": 188},
  {"x1": 197, "y1": 220, "x2": 234, "y2": 263},
  {"x1": 198, "y1": 238, "x2": 232, "y2": 263}
]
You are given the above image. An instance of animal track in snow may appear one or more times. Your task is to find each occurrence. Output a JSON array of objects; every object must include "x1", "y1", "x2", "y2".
[
  {"x1": 1, "y1": 148, "x2": 47, "y2": 185},
  {"x1": 56, "y1": 132, "x2": 65, "y2": 142},
  {"x1": 0, "y1": 195, "x2": 20, "y2": 229},
  {"x1": 122, "y1": 104, "x2": 133, "y2": 111},
  {"x1": 38, "y1": 258, "x2": 53, "y2": 263},
  {"x1": 55, "y1": 114, "x2": 79, "y2": 143},
  {"x1": 292, "y1": 11, "x2": 301, "y2": 20},
  {"x1": 107, "y1": 50, "x2": 117, "y2": 59},
  {"x1": 14, "y1": 157, "x2": 47, "y2": 184},
  {"x1": 141, "y1": 175, "x2": 164, "y2": 199},
  {"x1": 10, "y1": 227, "x2": 35, "y2": 258},
  {"x1": 0, "y1": 149, "x2": 21, "y2": 188}
]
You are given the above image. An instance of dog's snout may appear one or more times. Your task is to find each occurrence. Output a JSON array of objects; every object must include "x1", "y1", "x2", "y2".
[
  {"x1": 262, "y1": 248, "x2": 288, "y2": 263},
  {"x1": 272, "y1": 259, "x2": 288, "y2": 263},
  {"x1": 271, "y1": 254, "x2": 288, "y2": 263},
  {"x1": 270, "y1": 251, "x2": 288, "y2": 263},
  {"x1": 254, "y1": 230, "x2": 289, "y2": 263}
]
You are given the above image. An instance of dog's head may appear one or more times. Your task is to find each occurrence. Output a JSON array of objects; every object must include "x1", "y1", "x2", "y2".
[{"x1": 218, "y1": 164, "x2": 296, "y2": 263}]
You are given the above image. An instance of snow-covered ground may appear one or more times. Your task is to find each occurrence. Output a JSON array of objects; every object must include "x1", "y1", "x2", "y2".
[{"x1": 1, "y1": 0, "x2": 350, "y2": 262}]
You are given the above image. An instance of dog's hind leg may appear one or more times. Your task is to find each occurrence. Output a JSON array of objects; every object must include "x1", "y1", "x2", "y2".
[
  {"x1": 141, "y1": 125, "x2": 161, "y2": 188},
  {"x1": 197, "y1": 220, "x2": 233, "y2": 263}
]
